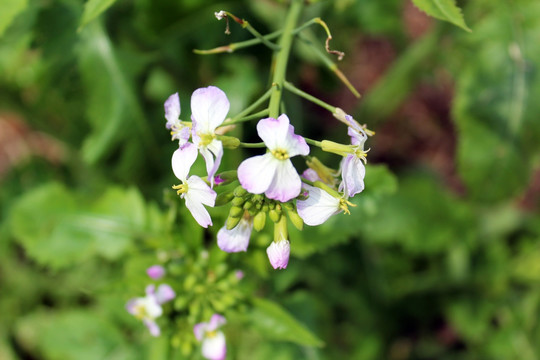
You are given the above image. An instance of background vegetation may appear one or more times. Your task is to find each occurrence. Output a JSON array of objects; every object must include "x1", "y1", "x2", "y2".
[{"x1": 1, "y1": 0, "x2": 540, "y2": 359}]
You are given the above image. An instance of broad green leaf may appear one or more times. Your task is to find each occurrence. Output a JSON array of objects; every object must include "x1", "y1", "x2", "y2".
[
  {"x1": 412, "y1": 0, "x2": 471, "y2": 32},
  {"x1": 249, "y1": 298, "x2": 324, "y2": 347},
  {"x1": 79, "y1": 0, "x2": 117, "y2": 31},
  {"x1": 0, "y1": 0, "x2": 28, "y2": 37}
]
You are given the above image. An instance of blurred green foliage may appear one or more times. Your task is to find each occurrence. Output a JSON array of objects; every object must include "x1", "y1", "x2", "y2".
[{"x1": 1, "y1": 0, "x2": 540, "y2": 359}]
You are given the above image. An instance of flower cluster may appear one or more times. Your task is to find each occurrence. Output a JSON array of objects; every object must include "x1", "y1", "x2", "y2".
[{"x1": 165, "y1": 87, "x2": 372, "y2": 270}]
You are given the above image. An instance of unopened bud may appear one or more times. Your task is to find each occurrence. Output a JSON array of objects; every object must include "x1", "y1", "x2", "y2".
[
  {"x1": 233, "y1": 186, "x2": 247, "y2": 197},
  {"x1": 248, "y1": 207, "x2": 258, "y2": 217},
  {"x1": 282, "y1": 202, "x2": 294, "y2": 211},
  {"x1": 253, "y1": 211, "x2": 266, "y2": 231},
  {"x1": 231, "y1": 196, "x2": 245, "y2": 207},
  {"x1": 269, "y1": 209, "x2": 281, "y2": 223},
  {"x1": 229, "y1": 206, "x2": 244, "y2": 218},
  {"x1": 261, "y1": 204, "x2": 269, "y2": 213},
  {"x1": 287, "y1": 210, "x2": 304, "y2": 231},
  {"x1": 215, "y1": 191, "x2": 234, "y2": 206},
  {"x1": 243, "y1": 201, "x2": 254, "y2": 210},
  {"x1": 218, "y1": 135, "x2": 240, "y2": 149},
  {"x1": 226, "y1": 215, "x2": 241, "y2": 230}
]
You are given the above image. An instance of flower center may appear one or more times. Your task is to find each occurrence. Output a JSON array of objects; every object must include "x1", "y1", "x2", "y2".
[
  {"x1": 206, "y1": 330, "x2": 218, "y2": 338},
  {"x1": 172, "y1": 183, "x2": 188, "y2": 195},
  {"x1": 272, "y1": 148, "x2": 289, "y2": 160},
  {"x1": 199, "y1": 133, "x2": 215, "y2": 147},
  {"x1": 339, "y1": 198, "x2": 357, "y2": 215},
  {"x1": 133, "y1": 303, "x2": 149, "y2": 320},
  {"x1": 354, "y1": 146, "x2": 369, "y2": 163}
]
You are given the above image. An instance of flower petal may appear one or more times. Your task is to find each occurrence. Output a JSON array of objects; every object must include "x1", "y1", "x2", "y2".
[
  {"x1": 164, "y1": 92, "x2": 181, "y2": 129},
  {"x1": 301, "y1": 168, "x2": 321, "y2": 182},
  {"x1": 238, "y1": 153, "x2": 279, "y2": 195},
  {"x1": 155, "y1": 284, "x2": 176, "y2": 304},
  {"x1": 147, "y1": 265, "x2": 165, "y2": 280},
  {"x1": 208, "y1": 314, "x2": 226, "y2": 331},
  {"x1": 265, "y1": 159, "x2": 302, "y2": 202},
  {"x1": 348, "y1": 126, "x2": 367, "y2": 147},
  {"x1": 193, "y1": 323, "x2": 206, "y2": 341},
  {"x1": 185, "y1": 197, "x2": 213, "y2": 228},
  {"x1": 191, "y1": 86, "x2": 230, "y2": 133},
  {"x1": 283, "y1": 122, "x2": 309, "y2": 157},
  {"x1": 340, "y1": 154, "x2": 365, "y2": 197},
  {"x1": 200, "y1": 139, "x2": 223, "y2": 187},
  {"x1": 297, "y1": 185, "x2": 341, "y2": 226},
  {"x1": 143, "y1": 319, "x2": 161, "y2": 337},
  {"x1": 256, "y1": 115, "x2": 290, "y2": 151},
  {"x1": 266, "y1": 240, "x2": 290, "y2": 270},
  {"x1": 172, "y1": 143, "x2": 198, "y2": 181},
  {"x1": 217, "y1": 217, "x2": 252, "y2": 253},
  {"x1": 202, "y1": 331, "x2": 227, "y2": 360},
  {"x1": 186, "y1": 176, "x2": 217, "y2": 207}
]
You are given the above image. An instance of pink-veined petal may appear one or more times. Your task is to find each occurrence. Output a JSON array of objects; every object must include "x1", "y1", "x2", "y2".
[
  {"x1": 265, "y1": 159, "x2": 302, "y2": 202},
  {"x1": 217, "y1": 217, "x2": 252, "y2": 253},
  {"x1": 297, "y1": 185, "x2": 341, "y2": 226},
  {"x1": 340, "y1": 155, "x2": 365, "y2": 197},
  {"x1": 191, "y1": 86, "x2": 230, "y2": 133},
  {"x1": 256, "y1": 115, "x2": 290, "y2": 151},
  {"x1": 202, "y1": 331, "x2": 227, "y2": 360},
  {"x1": 186, "y1": 176, "x2": 216, "y2": 207},
  {"x1": 164, "y1": 92, "x2": 181, "y2": 129},
  {"x1": 172, "y1": 143, "x2": 198, "y2": 181},
  {"x1": 238, "y1": 153, "x2": 279, "y2": 195}
]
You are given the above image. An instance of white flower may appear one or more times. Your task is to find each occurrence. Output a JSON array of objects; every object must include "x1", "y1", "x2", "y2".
[
  {"x1": 172, "y1": 143, "x2": 217, "y2": 228},
  {"x1": 126, "y1": 284, "x2": 176, "y2": 337},
  {"x1": 214, "y1": 11, "x2": 226, "y2": 20},
  {"x1": 191, "y1": 86, "x2": 230, "y2": 187},
  {"x1": 217, "y1": 215, "x2": 253, "y2": 253},
  {"x1": 238, "y1": 114, "x2": 310, "y2": 202},
  {"x1": 164, "y1": 92, "x2": 190, "y2": 145},
  {"x1": 297, "y1": 184, "x2": 342, "y2": 226},
  {"x1": 266, "y1": 239, "x2": 290, "y2": 269},
  {"x1": 194, "y1": 314, "x2": 227, "y2": 360}
]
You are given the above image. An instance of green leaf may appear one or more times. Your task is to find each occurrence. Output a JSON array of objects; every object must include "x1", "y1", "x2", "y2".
[
  {"x1": 249, "y1": 298, "x2": 324, "y2": 347},
  {"x1": 0, "y1": 0, "x2": 28, "y2": 37},
  {"x1": 412, "y1": 0, "x2": 471, "y2": 32},
  {"x1": 79, "y1": 0, "x2": 117, "y2": 31}
]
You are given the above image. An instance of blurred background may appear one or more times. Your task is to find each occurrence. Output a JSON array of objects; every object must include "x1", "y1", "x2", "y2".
[{"x1": 1, "y1": 0, "x2": 540, "y2": 359}]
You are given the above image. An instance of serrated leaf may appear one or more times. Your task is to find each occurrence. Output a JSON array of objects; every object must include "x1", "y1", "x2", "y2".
[
  {"x1": 412, "y1": 0, "x2": 471, "y2": 32},
  {"x1": 79, "y1": 0, "x2": 117, "y2": 31},
  {"x1": 249, "y1": 298, "x2": 324, "y2": 347},
  {"x1": 0, "y1": 0, "x2": 28, "y2": 37}
]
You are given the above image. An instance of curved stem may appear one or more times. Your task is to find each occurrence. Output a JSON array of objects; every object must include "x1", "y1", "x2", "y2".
[
  {"x1": 223, "y1": 109, "x2": 269, "y2": 126},
  {"x1": 228, "y1": 87, "x2": 273, "y2": 122},
  {"x1": 283, "y1": 81, "x2": 336, "y2": 113}
]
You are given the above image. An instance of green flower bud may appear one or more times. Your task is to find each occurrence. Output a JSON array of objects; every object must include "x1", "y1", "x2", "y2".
[
  {"x1": 248, "y1": 207, "x2": 259, "y2": 217},
  {"x1": 269, "y1": 202, "x2": 276, "y2": 210},
  {"x1": 231, "y1": 196, "x2": 245, "y2": 206},
  {"x1": 287, "y1": 210, "x2": 304, "y2": 231},
  {"x1": 243, "y1": 201, "x2": 254, "y2": 210},
  {"x1": 261, "y1": 204, "x2": 269, "y2": 213},
  {"x1": 215, "y1": 191, "x2": 234, "y2": 206},
  {"x1": 226, "y1": 215, "x2": 241, "y2": 230},
  {"x1": 269, "y1": 209, "x2": 281, "y2": 223},
  {"x1": 253, "y1": 211, "x2": 266, "y2": 231},
  {"x1": 218, "y1": 135, "x2": 241, "y2": 149},
  {"x1": 282, "y1": 202, "x2": 294, "y2": 211},
  {"x1": 233, "y1": 186, "x2": 247, "y2": 197},
  {"x1": 255, "y1": 203, "x2": 262, "y2": 210},
  {"x1": 229, "y1": 205, "x2": 244, "y2": 218},
  {"x1": 252, "y1": 194, "x2": 264, "y2": 202}
]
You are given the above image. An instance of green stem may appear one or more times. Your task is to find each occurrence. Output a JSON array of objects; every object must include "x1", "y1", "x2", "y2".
[
  {"x1": 304, "y1": 137, "x2": 323, "y2": 147},
  {"x1": 243, "y1": 20, "x2": 281, "y2": 51},
  {"x1": 238, "y1": 142, "x2": 266, "y2": 148},
  {"x1": 283, "y1": 81, "x2": 336, "y2": 113},
  {"x1": 224, "y1": 109, "x2": 269, "y2": 126},
  {"x1": 228, "y1": 87, "x2": 273, "y2": 122},
  {"x1": 268, "y1": 0, "x2": 304, "y2": 118}
]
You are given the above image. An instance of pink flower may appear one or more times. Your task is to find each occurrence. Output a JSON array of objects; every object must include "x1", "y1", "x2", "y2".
[
  {"x1": 147, "y1": 265, "x2": 165, "y2": 280},
  {"x1": 266, "y1": 239, "x2": 290, "y2": 269},
  {"x1": 126, "y1": 284, "x2": 176, "y2": 337},
  {"x1": 194, "y1": 314, "x2": 227, "y2": 360},
  {"x1": 238, "y1": 114, "x2": 309, "y2": 202},
  {"x1": 191, "y1": 86, "x2": 230, "y2": 187},
  {"x1": 172, "y1": 143, "x2": 217, "y2": 228}
]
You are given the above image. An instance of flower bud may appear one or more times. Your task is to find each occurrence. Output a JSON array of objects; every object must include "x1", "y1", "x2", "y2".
[
  {"x1": 231, "y1": 196, "x2": 245, "y2": 207},
  {"x1": 269, "y1": 209, "x2": 281, "y2": 223},
  {"x1": 215, "y1": 191, "x2": 234, "y2": 206},
  {"x1": 248, "y1": 207, "x2": 259, "y2": 217},
  {"x1": 261, "y1": 204, "x2": 269, "y2": 213},
  {"x1": 287, "y1": 210, "x2": 304, "y2": 231},
  {"x1": 266, "y1": 240, "x2": 290, "y2": 270},
  {"x1": 147, "y1": 265, "x2": 165, "y2": 280},
  {"x1": 253, "y1": 211, "x2": 266, "y2": 231},
  {"x1": 229, "y1": 206, "x2": 243, "y2": 218},
  {"x1": 218, "y1": 135, "x2": 240, "y2": 149},
  {"x1": 226, "y1": 215, "x2": 241, "y2": 230},
  {"x1": 243, "y1": 201, "x2": 254, "y2": 210},
  {"x1": 233, "y1": 186, "x2": 247, "y2": 197}
]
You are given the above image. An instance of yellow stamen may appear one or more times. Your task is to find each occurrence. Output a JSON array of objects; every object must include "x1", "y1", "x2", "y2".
[
  {"x1": 199, "y1": 133, "x2": 216, "y2": 147},
  {"x1": 339, "y1": 198, "x2": 357, "y2": 215},
  {"x1": 272, "y1": 148, "x2": 289, "y2": 160},
  {"x1": 172, "y1": 183, "x2": 188, "y2": 195}
]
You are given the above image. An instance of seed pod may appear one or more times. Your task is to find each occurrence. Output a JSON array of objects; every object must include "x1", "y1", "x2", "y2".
[
  {"x1": 253, "y1": 211, "x2": 266, "y2": 231},
  {"x1": 215, "y1": 191, "x2": 234, "y2": 206},
  {"x1": 287, "y1": 210, "x2": 304, "y2": 231},
  {"x1": 226, "y1": 215, "x2": 241, "y2": 230},
  {"x1": 229, "y1": 205, "x2": 243, "y2": 218},
  {"x1": 243, "y1": 201, "x2": 253, "y2": 210},
  {"x1": 233, "y1": 186, "x2": 247, "y2": 197},
  {"x1": 269, "y1": 209, "x2": 281, "y2": 223},
  {"x1": 231, "y1": 196, "x2": 245, "y2": 207}
]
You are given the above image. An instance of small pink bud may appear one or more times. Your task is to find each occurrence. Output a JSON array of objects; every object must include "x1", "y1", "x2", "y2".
[
  {"x1": 235, "y1": 270, "x2": 244, "y2": 280},
  {"x1": 147, "y1": 265, "x2": 165, "y2": 280},
  {"x1": 266, "y1": 240, "x2": 290, "y2": 270}
]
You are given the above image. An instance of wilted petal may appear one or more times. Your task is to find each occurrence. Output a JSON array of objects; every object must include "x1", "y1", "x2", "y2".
[
  {"x1": 238, "y1": 153, "x2": 279, "y2": 195},
  {"x1": 266, "y1": 240, "x2": 290, "y2": 270},
  {"x1": 155, "y1": 284, "x2": 176, "y2": 304},
  {"x1": 164, "y1": 92, "x2": 181, "y2": 129},
  {"x1": 143, "y1": 319, "x2": 161, "y2": 337},
  {"x1": 265, "y1": 160, "x2": 302, "y2": 202},
  {"x1": 191, "y1": 86, "x2": 230, "y2": 133},
  {"x1": 340, "y1": 155, "x2": 365, "y2": 197},
  {"x1": 297, "y1": 185, "x2": 341, "y2": 226},
  {"x1": 172, "y1": 143, "x2": 198, "y2": 181},
  {"x1": 217, "y1": 217, "x2": 253, "y2": 253},
  {"x1": 147, "y1": 265, "x2": 165, "y2": 280},
  {"x1": 202, "y1": 331, "x2": 227, "y2": 360}
]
